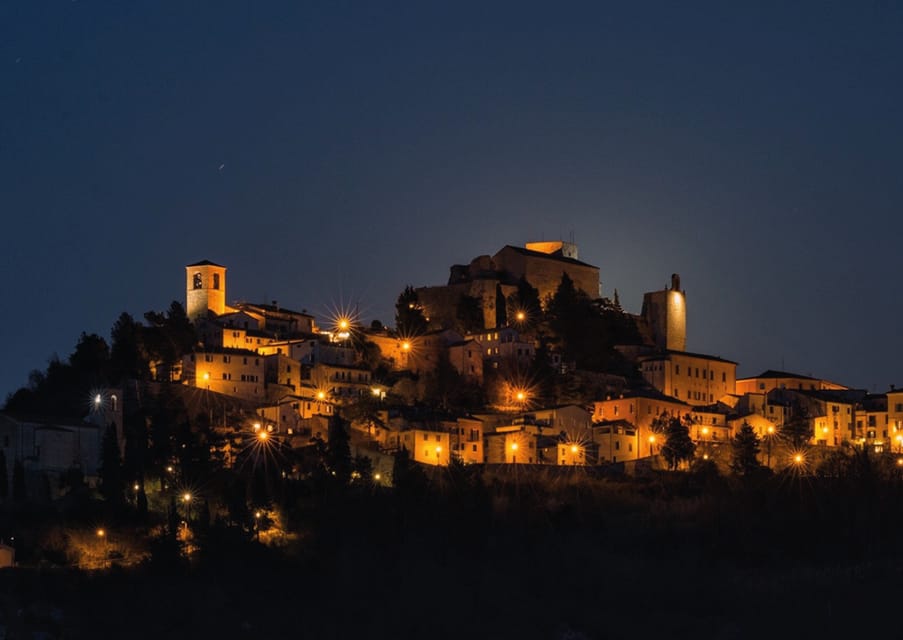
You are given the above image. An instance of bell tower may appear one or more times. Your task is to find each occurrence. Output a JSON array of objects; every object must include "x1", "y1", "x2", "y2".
[{"x1": 186, "y1": 260, "x2": 227, "y2": 321}]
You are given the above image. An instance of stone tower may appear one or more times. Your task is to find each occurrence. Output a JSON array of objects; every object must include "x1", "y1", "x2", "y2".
[
  {"x1": 186, "y1": 260, "x2": 227, "y2": 321},
  {"x1": 641, "y1": 273, "x2": 686, "y2": 352}
]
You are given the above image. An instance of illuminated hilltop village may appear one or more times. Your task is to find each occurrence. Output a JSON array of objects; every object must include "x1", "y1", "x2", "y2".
[
  {"x1": 172, "y1": 242, "x2": 903, "y2": 472},
  {"x1": 3, "y1": 241, "x2": 901, "y2": 495}
]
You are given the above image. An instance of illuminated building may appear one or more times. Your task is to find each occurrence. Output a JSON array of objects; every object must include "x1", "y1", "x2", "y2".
[
  {"x1": 638, "y1": 273, "x2": 686, "y2": 352},
  {"x1": 735, "y1": 370, "x2": 848, "y2": 395},
  {"x1": 186, "y1": 260, "x2": 227, "y2": 321},
  {"x1": 415, "y1": 241, "x2": 601, "y2": 331},
  {"x1": 637, "y1": 350, "x2": 738, "y2": 406}
]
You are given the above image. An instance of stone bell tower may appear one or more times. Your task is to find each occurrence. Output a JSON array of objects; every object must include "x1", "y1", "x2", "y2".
[{"x1": 185, "y1": 260, "x2": 227, "y2": 321}]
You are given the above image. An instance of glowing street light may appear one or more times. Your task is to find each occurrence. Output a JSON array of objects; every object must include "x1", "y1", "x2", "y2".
[
  {"x1": 182, "y1": 492, "x2": 193, "y2": 522},
  {"x1": 96, "y1": 528, "x2": 108, "y2": 568},
  {"x1": 766, "y1": 426, "x2": 775, "y2": 468},
  {"x1": 254, "y1": 510, "x2": 262, "y2": 542}
]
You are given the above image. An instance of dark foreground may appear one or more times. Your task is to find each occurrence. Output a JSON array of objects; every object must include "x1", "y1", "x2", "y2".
[{"x1": 2, "y1": 466, "x2": 901, "y2": 639}]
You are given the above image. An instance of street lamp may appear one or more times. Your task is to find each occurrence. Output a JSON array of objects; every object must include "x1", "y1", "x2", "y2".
[
  {"x1": 510, "y1": 441, "x2": 518, "y2": 464},
  {"x1": 254, "y1": 510, "x2": 262, "y2": 542},
  {"x1": 96, "y1": 528, "x2": 107, "y2": 568},
  {"x1": 648, "y1": 435, "x2": 656, "y2": 457},
  {"x1": 766, "y1": 426, "x2": 775, "y2": 468},
  {"x1": 436, "y1": 445, "x2": 442, "y2": 465},
  {"x1": 182, "y1": 492, "x2": 192, "y2": 522}
]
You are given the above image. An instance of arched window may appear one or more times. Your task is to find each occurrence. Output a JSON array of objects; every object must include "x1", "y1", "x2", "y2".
[
  {"x1": 193, "y1": 273, "x2": 203, "y2": 289},
  {"x1": 213, "y1": 273, "x2": 220, "y2": 290},
  {"x1": 111, "y1": 395, "x2": 118, "y2": 412}
]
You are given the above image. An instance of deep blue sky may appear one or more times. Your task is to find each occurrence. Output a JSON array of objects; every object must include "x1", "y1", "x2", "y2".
[{"x1": 3, "y1": 1, "x2": 902, "y2": 401}]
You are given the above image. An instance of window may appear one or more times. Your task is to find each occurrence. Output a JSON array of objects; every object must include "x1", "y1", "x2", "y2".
[
  {"x1": 722, "y1": 372, "x2": 726, "y2": 382},
  {"x1": 193, "y1": 272, "x2": 203, "y2": 289},
  {"x1": 213, "y1": 273, "x2": 220, "y2": 290},
  {"x1": 675, "y1": 365, "x2": 680, "y2": 375}
]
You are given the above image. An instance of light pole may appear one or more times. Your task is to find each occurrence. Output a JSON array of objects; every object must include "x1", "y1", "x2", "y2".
[
  {"x1": 96, "y1": 528, "x2": 107, "y2": 569},
  {"x1": 254, "y1": 510, "x2": 262, "y2": 542},
  {"x1": 182, "y1": 492, "x2": 192, "y2": 524},
  {"x1": 510, "y1": 441, "x2": 519, "y2": 500},
  {"x1": 766, "y1": 426, "x2": 775, "y2": 468}
]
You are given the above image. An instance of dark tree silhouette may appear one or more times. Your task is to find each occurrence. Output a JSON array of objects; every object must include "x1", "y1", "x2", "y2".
[
  {"x1": 143, "y1": 301, "x2": 196, "y2": 382},
  {"x1": 327, "y1": 414, "x2": 352, "y2": 485},
  {"x1": 100, "y1": 422, "x2": 124, "y2": 503},
  {"x1": 780, "y1": 408, "x2": 812, "y2": 449},
  {"x1": 12, "y1": 459, "x2": 25, "y2": 502},
  {"x1": 395, "y1": 286, "x2": 428, "y2": 336},
  {"x1": 661, "y1": 416, "x2": 696, "y2": 470},
  {"x1": 495, "y1": 283, "x2": 507, "y2": 328},
  {"x1": 455, "y1": 294, "x2": 484, "y2": 334},
  {"x1": 730, "y1": 421, "x2": 762, "y2": 476},
  {"x1": 0, "y1": 451, "x2": 7, "y2": 499},
  {"x1": 109, "y1": 312, "x2": 150, "y2": 382}
]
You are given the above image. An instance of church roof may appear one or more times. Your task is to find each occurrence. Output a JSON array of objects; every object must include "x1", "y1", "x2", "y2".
[
  {"x1": 187, "y1": 260, "x2": 225, "y2": 268},
  {"x1": 497, "y1": 245, "x2": 598, "y2": 269}
]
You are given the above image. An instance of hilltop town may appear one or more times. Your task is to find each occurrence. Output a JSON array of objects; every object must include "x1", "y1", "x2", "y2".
[
  {"x1": 3, "y1": 240, "x2": 902, "y2": 498},
  {"x1": 1, "y1": 241, "x2": 902, "y2": 638}
]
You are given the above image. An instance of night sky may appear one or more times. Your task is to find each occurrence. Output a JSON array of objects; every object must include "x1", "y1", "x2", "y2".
[{"x1": 3, "y1": 1, "x2": 902, "y2": 402}]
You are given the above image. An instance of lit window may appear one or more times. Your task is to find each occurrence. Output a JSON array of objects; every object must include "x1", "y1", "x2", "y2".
[{"x1": 193, "y1": 273, "x2": 203, "y2": 289}]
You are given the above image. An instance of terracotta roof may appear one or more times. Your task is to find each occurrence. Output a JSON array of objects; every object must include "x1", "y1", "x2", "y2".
[{"x1": 186, "y1": 259, "x2": 225, "y2": 268}]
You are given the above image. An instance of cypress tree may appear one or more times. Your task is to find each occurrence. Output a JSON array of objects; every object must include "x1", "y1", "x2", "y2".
[
  {"x1": 0, "y1": 450, "x2": 8, "y2": 500},
  {"x1": 12, "y1": 459, "x2": 25, "y2": 502}
]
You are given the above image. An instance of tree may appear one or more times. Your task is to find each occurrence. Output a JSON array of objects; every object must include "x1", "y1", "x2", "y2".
[
  {"x1": 0, "y1": 451, "x2": 7, "y2": 499},
  {"x1": 455, "y1": 294, "x2": 484, "y2": 334},
  {"x1": 144, "y1": 301, "x2": 196, "y2": 381},
  {"x1": 391, "y1": 446, "x2": 427, "y2": 501},
  {"x1": 109, "y1": 312, "x2": 149, "y2": 382},
  {"x1": 780, "y1": 408, "x2": 812, "y2": 449},
  {"x1": 507, "y1": 276, "x2": 541, "y2": 325},
  {"x1": 730, "y1": 421, "x2": 762, "y2": 476},
  {"x1": 69, "y1": 332, "x2": 111, "y2": 382},
  {"x1": 12, "y1": 459, "x2": 25, "y2": 502},
  {"x1": 661, "y1": 416, "x2": 696, "y2": 470},
  {"x1": 395, "y1": 286, "x2": 428, "y2": 336},
  {"x1": 327, "y1": 414, "x2": 352, "y2": 485},
  {"x1": 495, "y1": 283, "x2": 507, "y2": 328},
  {"x1": 100, "y1": 422, "x2": 124, "y2": 503}
]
